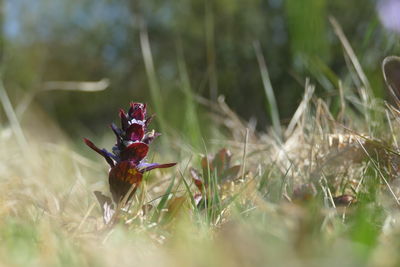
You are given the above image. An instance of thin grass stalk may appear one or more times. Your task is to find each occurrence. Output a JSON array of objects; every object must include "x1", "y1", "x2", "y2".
[
  {"x1": 177, "y1": 44, "x2": 202, "y2": 148},
  {"x1": 241, "y1": 129, "x2": 249, "y2": 181},
  {"x1": 0, "y1": 79, "x2": 29, "y2": 153},
  {"x1": 151, "y1": 175, "x2": 176, "y2": 223},
  {"x1": 385, "y1": 109, "x2": 398, "y2": 150},
  {"x1": 139, "y1": 23, "x2": 167, "y2": 135},
  {"x1": 330, "y1": 17, "x2": 374, "y2": 133},
  {"x1": 329, "y1": 17, "x2": 371, "y2": 93},
  {"x1": 205, "y1": 0, "x2": 218, "y2": 101},
  {"x1": 356, "y1": 138, "x2": 400, "y2": 206},
  {"x1": 253, "y1": 41, "x2": 282, "y2": 140},
  {"x1": 337, "y1": 80, "x2": 346, "y2": 123},
  {"x1": 179, "y1": 169, "x2": 200, "y2": 220},
  {"x1": 285, "y1": 79, "x2": 315, "y2": 137}
]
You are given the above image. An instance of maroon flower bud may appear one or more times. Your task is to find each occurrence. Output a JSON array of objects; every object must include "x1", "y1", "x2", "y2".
[
  {"x1": 125, "y1": 123, "x2": 145, "y2": 141},
  {"x1": 84, "y1": 102, "x2": 176, "y2": 207},
  {"x1": 128, "y1": 102, "x2": 146, "y2": 120}
]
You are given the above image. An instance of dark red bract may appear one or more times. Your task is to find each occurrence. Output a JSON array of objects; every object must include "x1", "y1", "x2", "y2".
[{"x1": 84, "y1": 102, "x2": 176, "y2": 204}]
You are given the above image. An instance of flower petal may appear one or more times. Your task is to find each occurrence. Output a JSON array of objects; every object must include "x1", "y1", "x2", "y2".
[
  {"x1": 201, "y1": 156, "x2": 212, "y2": 181},
  {"x1": 189, "y1": 167, "x2": 204, "y2": 192},
  {"x1": 125, "y1": 123, "x2": 145, "y2": 141},
  {"x1": 139, "y1": 162, "x2": 176, "y2": 172},
  {"x1": 120, "y1": 142, "x2": 149, "y2": 162},
  {"x1": 212, "y1": 148, "x2": 232, "y2": 176},
  {"x1": 109, "y1": 161, "x2": 143, "y2": 203},
  {"x1": 83, "y1": 138, "x2": 115, "y2": 167},
  {"x1": 110, "y1": 123, "x2": 123, "y2": 147},
  {"x1": 119, "y1": 109, "x2": 129, "y2": 130},
  {"x1": 128, "y1": 102, "x2": 146, "y2": 120},
  {"x1": 142, "y1": 131, "x2": 161, "y2": 144},
  {"x1": 110, "y1": 123, "x2": 123, "y2": 138},
  {"x1": 144, "y1": 114, "x2": 154, "y2": 128}
]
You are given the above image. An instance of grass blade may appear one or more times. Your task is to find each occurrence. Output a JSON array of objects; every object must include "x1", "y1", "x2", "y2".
[
  {"x1": 254, "y1": 41, "x2": 282, "y2": 140},
  {"x1": 140, "y1": 22, "x2": 166, "y2": 134},
  {"x1": 151, "y1": 175, "x2": 176, "y2": 223},
  {"x1": 0, "y1": 79, "x2": 29, "y2": 151}
]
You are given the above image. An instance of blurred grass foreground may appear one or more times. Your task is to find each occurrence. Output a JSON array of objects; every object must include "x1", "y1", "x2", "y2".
[{"x1": 2, "y1": 0, "x2": 400, "y2": 266}]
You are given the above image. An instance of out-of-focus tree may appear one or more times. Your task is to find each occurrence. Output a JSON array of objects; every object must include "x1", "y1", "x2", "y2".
[{"x1": 2, "y1": 0, "x2": 400, "y2": 137}]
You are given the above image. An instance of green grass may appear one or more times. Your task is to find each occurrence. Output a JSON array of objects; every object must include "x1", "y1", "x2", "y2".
[{"x1": 2, "y1": 24, "x2": 400, "y2": 267}]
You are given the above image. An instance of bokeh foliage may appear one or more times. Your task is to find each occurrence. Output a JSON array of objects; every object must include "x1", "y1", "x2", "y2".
[{"x1": 2, "y1": 0, "x2": 400, "y2": 138}]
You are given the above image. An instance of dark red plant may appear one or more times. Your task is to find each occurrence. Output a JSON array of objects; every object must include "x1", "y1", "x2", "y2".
[
  {"x1": 189, "y1": 148, "x2": 241, "y2": 207},
  {"x1": 84, "y1": 102, "x2": 176, "y2": 213}
]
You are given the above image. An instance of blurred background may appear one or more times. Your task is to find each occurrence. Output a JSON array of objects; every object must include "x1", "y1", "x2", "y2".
[{"x1": 1, "y1": 0, "x2": 400, "y2": 142}]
